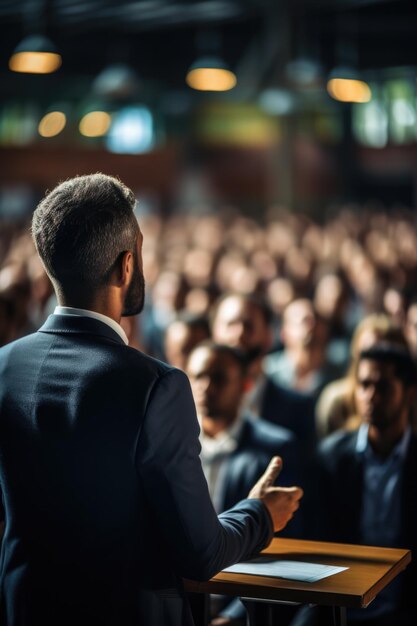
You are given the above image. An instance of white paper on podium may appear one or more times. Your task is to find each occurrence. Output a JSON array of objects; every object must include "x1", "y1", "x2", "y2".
[{"x1": 222, "y1": 558, "x2": 348, "y2": 583}]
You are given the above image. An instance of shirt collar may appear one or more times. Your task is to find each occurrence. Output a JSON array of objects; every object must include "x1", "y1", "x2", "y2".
[
  {"x1": 54, "y1": 306, "x2": 129, "y2": 346},
  {"x1": 356, "y1": 422, "x2": 412, "y2": 461},
  {"x1": 199, "y1": 413, "x2": 244, "y2": 462}
]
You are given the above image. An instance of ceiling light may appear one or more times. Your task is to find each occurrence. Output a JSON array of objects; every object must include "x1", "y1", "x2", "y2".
[
  {"x1": 38, "y1": 111, "x2": 66, "y2": 137},
  {"x1": 327, "y1": 78, "x2": 372, "y2": 103},
  {"x1": 186, "y1": 56, "x2": 236, "y2": 92},
  {"x1": 9, "y1": 35, "x2": 62, "y2": 74},
  {"x1": 327, "y1": 66, "x2": 372, "y2": 103},
  {"x1": 79, "y1": 111, "x2": 112, "y2": 138}
]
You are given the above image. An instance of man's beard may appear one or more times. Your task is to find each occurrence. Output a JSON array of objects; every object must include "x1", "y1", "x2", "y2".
[{"x1": 122, "y1": 253, "x2": 145, "y2": 317}]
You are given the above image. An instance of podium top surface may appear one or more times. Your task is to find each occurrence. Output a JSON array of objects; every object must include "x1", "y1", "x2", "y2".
[{"x1": 185, "y1": 537, "x2": 412, "y2": 609}]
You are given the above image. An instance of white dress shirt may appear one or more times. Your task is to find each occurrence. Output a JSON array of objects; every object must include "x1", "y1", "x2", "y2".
[
  {"x1": 199, "y1": 414, "x2": 244, "y2": 513},
  {"x1": 54, "y1": 306, "x2": 129, "y2": 345}
]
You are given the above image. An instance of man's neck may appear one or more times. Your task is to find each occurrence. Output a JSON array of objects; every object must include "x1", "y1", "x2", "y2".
[
  {"x1": 367, "y1": 421, "x2": 408, "y2": 460},
  {"x1": 57, "y1": 293, "x2": 120, "y2": 324},
  {"x1": 290, "y1": 344, "x2": 323, "y2": 369}
]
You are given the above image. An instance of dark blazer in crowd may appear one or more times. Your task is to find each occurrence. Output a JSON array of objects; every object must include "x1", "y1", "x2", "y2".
[
  {"x1": 260, "y1": 378, "x2": 317, "y2": 452},
  {"x1": 314, "y1": 429, "x2": 417, "y2": 613},
  {"x1": 0, "y1": 314, "x2": 274, "y2": 626}
]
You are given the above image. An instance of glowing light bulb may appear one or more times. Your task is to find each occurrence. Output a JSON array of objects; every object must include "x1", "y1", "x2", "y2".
[
  {"x1": 38, "y1": 111, "x2": 66, "y2": 137},
  {"x1": 79, "y1": 111, "x2": 111, "y2": 137},
  {"x1": 327, "y1": 78, "x2": 372, "y2": 103}
]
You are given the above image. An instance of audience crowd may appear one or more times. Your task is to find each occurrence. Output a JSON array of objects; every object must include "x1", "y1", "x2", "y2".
[{"x1": 1, "y1": 203, "x2": 417, "y2": 625}]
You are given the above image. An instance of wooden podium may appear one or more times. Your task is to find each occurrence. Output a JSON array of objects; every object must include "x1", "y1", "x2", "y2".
[{"x1": 185, "y1": 537, "x2": 412, "y2": 626}]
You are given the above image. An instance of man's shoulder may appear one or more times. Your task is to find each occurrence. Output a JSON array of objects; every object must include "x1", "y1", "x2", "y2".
[
  {"x1": 80, "y1": 340, "x2": 179, "y2": 387},
  {"x1": 120, "y1": 345, "x2": 172, "y2": 374},
  {"x1": 0, "y1": 328, "x2": 177, "y2": 384},
  {"x1": 263, "y1": 350, "x2": 289, "y2": 376},
  {"x1": 242, "y1": 415, "x2": 295, "y2": 450},
  {"x1": 318, "y1": 428, "x2": 358, "y2": 461},
  {"x1": 0, "y1": 332, "x2": 38, "y2": 359}
]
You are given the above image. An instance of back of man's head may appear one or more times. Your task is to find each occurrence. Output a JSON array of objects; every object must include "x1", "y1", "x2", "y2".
[{"x1": 32, "y1": 173, "x2": 138, "y2": 296}]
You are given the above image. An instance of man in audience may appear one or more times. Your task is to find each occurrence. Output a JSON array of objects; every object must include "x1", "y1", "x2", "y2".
[
  {"x1": 164, "y1": 311, "x2": 210, "y2": 370},
  {"x1": 315, "y1": 313, "x2": 408, "y2": 438},
  {"x1": 210, "y1": 293, "x2": 317, "y2": 446},
  {"x1": 264, "y1": 297, "x2": 338, "y2": 395},
  {"x1": 211, "y1": 292, "x2": 272, "y2": 384},
  {"x1": 303, "y1": 343, "x2": 417, "y2": 626},
  {"x1": 187, "y1": 341, "x2": 303, "y2": 625},
  {"x1": 187, "y1": 341, "x2": 301, "y2": 515}
]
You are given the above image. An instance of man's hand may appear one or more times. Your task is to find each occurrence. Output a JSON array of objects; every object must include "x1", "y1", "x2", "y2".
[{"x1": 248, "y1": 456, "x2": 303, "y2": 532}]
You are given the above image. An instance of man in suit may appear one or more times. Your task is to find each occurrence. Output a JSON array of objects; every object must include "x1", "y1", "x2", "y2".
[
  {"x1": 0, "y1": 173, "x2": 303, "y2": 626},
  {"x1": 187, "y1": 341, "x2": 304, "y2": 625},
  {"x1": 297, "y1": 343, "x2": 417, "y2": 626},
  {"x1": 187, "y1": 341, "x2": 302, "y2": 519},
  {"x1": 210, "y1": 293, "x2": 317, "y2": 449}
]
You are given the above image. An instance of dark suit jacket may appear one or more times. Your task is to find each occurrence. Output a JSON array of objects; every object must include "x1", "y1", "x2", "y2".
[
  {"x1": 314, "y1": 429, "x2": 417, "y2": 610},
  {"x1": 0, "y1": 315, "x2": 273, "y2": 626},
  {"x1": 260, "y1": 378, "x2": 317, "y2": 449}
]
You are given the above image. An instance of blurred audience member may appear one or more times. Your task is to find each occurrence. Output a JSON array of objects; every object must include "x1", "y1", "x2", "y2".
[
  {"x1": 265, "y1": 277, "x2": 295, "y2": 349},
  {"x1": 316, "y1": 314, "x2": 407, "y2": 438},
  {"x1": 141, "y1": 269, "x2": 188, "y2": 358},
  {"x1": 164, "y1": 312, "x2": 210, "y2": 370},
  {"x1": 383, "y1": 286, "x2": 409, "y2": 328},
  {"x1": 0, "y1": 262, "x2": 34, "y2": 340},
  {"x1": 184, "y1": 285, "x2": 219, "y2": 317},
  {"x1": 211, "y1": 293, "x2": 272, "y2": 383},
  {"x1": 304, "y1": 344, "x2": 417, "y2": 626},
  {"x1": 313, "y1": 272, "x2": 351, "y2": 368},
  {"x1": 26, "y1": 254, "x2": 55, "y2": 327},
  {"x1": 211, "y1": 292, "x2": 317, "y2": 447},
  {"x1": 264, "y1": 298, "x2": 337, "y2": 395}
]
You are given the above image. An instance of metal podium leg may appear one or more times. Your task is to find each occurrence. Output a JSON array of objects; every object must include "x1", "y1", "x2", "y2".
[
  {"x1": 332, "y1": 606, "x2": 347, "y2": 626},
  {"x1": 242, "y1": 599, "x2": 274, "y2": 626},
  {"x1": 241, "y1": 599, "x2": 300, "y2": 626}
]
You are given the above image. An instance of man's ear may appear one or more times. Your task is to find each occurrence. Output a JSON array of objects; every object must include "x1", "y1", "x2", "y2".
[{"x1": 114, "y1": 250, "x2": 133, "y2": 286}]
